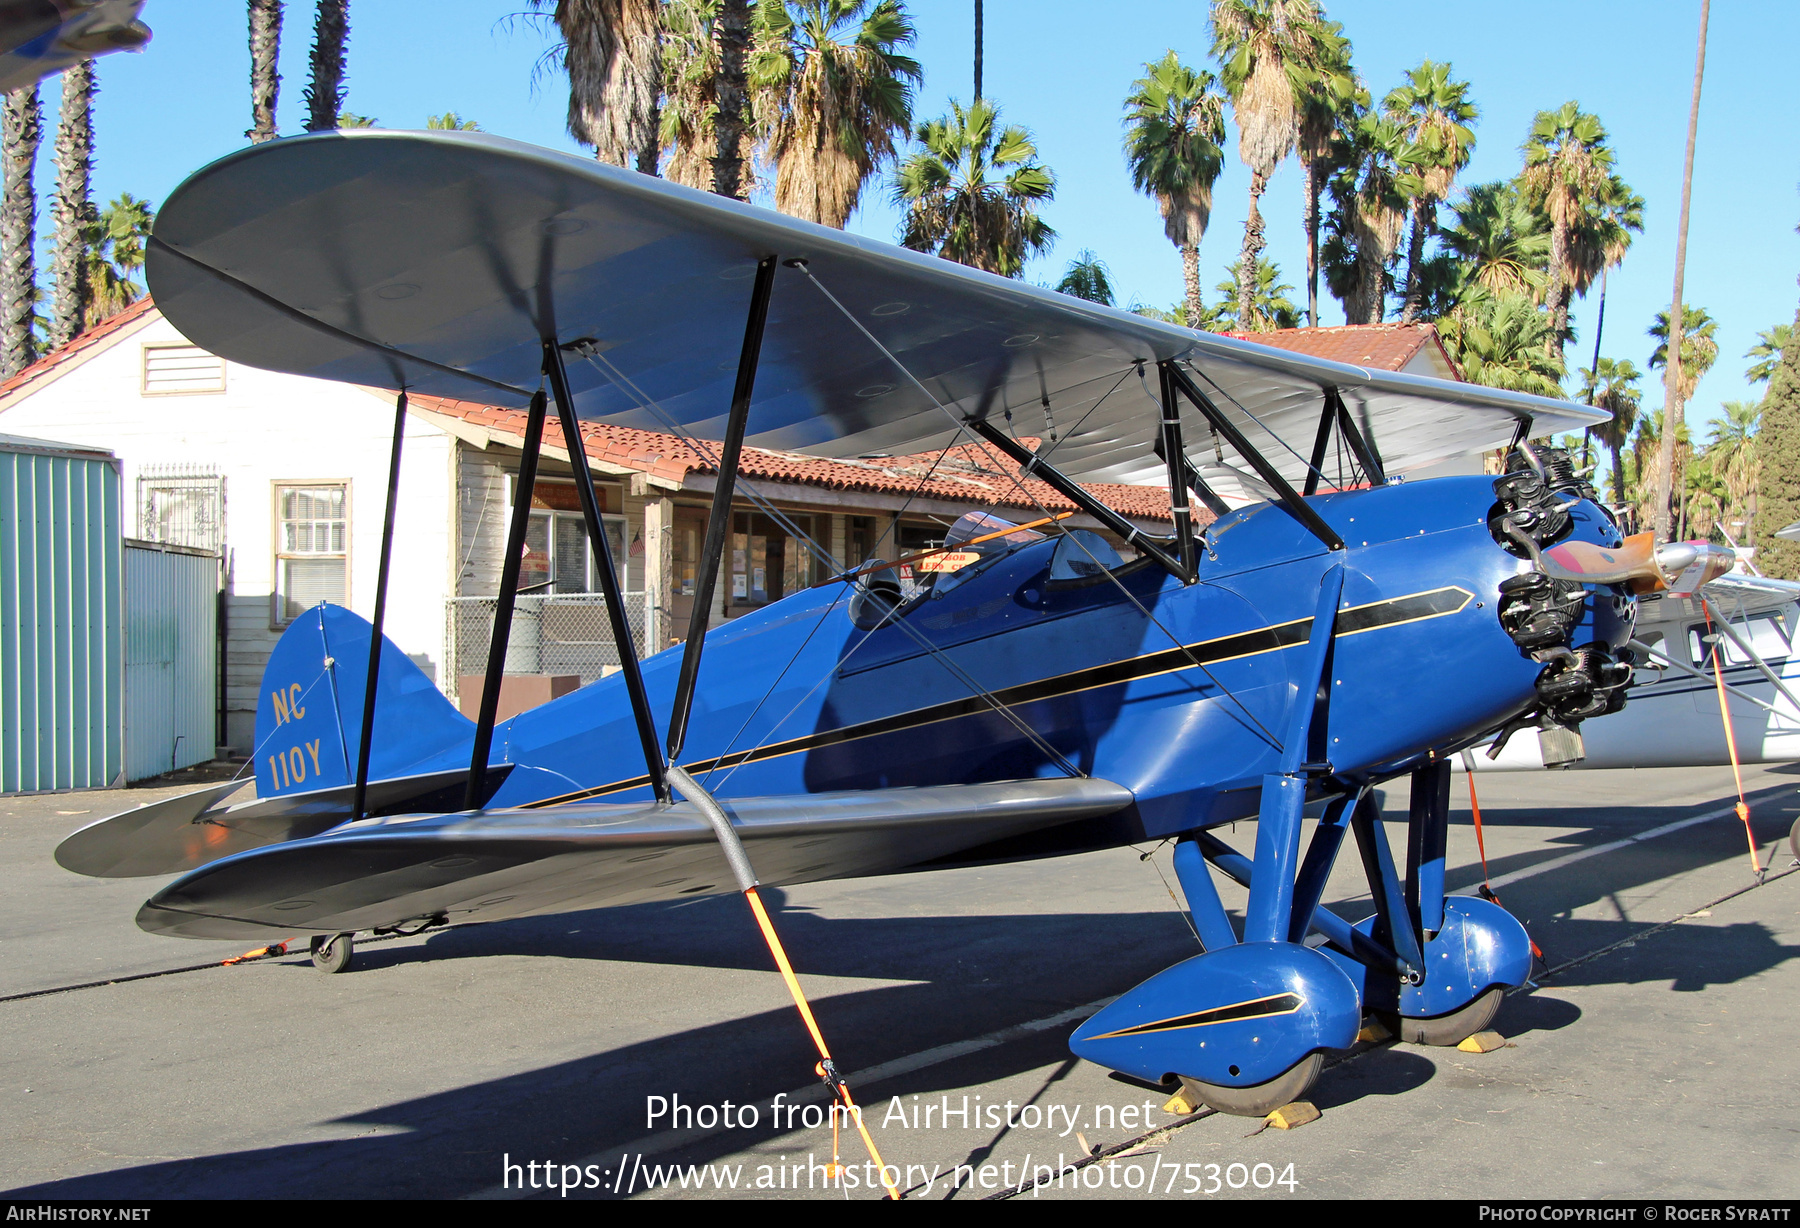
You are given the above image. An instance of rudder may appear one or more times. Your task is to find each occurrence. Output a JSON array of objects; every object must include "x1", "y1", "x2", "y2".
[{"x1": 254, "y1": 604, "x2": 472, "y2": 798}]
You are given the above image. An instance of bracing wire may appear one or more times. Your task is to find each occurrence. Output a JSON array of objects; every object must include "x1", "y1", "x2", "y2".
[
  {"x1": 572, "y1": 347, "x2": 1084, "y2": 778},
  {"x1": 1182, "y1": 359, "x2": 1336, "y2": 491},
  {"x1": 797, "y1": 264, "x2": 1285, "y2": 753}
]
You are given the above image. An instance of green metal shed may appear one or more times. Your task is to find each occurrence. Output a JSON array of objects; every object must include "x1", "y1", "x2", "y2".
[{"x1": 0, "y1": 433, "x2": 124, "y2": 793}]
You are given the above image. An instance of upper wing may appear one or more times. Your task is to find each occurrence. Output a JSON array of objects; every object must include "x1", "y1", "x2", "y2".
[
  {"x1": 146, "y1": 130, "x2": 1604, "y2": 486},
  {"x1": 136, "y1": 778, "x2": 1135, "y2": 940}
]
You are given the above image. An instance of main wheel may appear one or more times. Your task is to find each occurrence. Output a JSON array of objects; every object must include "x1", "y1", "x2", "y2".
[
  {"x1": 1789, "y1": 813, "x2": 1799, "y2": 861},
  {"x1": 1178, "y1": 1052, "x2": 1323, "y2": 1118},
  {"x1": 310, "y1": 933, "x2": 354, "y2": 974},
  {"x1": 1398, "y1": 985, "x2": 1503, "y2": 1046}
]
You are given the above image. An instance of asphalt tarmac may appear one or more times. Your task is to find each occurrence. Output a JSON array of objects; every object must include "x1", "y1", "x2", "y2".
[{"x1": 2, "y1": 762, "x2": 1796, "y2": 1201}]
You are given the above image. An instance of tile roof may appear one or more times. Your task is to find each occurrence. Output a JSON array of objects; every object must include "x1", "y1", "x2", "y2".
[
  {"x1": 1224, "y1": 322, "x2": 1461, "y2": 377},
  {"x1": 0, "y1": 297, "x2": 1190, "y2": 525},
  {"x1": 0, "y1": 297, "x2": 158, "y2": 400},
  {"x1": 407, "y1": 393, "x2": 1183, "y2": 525}
]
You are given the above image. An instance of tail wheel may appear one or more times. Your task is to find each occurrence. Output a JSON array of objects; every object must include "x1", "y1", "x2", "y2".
[
  {"x1": 1398, "y1": 985, "x2": 1503, "y2": 1046},
  {"x1": 1178, "y1": 1052, "x2": 1323, "y2": 1118},
  {"x1": 310, "y1": 933, "x2": 354, "y2": 974}
]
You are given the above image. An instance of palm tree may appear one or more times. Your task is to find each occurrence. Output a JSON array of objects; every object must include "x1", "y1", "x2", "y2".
[
  {"x1": 1384, "y1": 60, "x2": 1477, "y2": 324},
  {"x1": 1437, "y1": 180, "x2": 1548, "y2": 300},
  {"x1": 1630, "y1": 413, "x2": 1692, "y2": 532},
  {"x1": 1747, "y1": 323, "x2": 1790, "y2": 384},
  {"x1": 1562, "y1": 172, "x2": 1642, "y2": 302},
  {"x1": 1055, "y1": 250, "x2": 1114, "y2": 305},
  {"x1": 248, "y1": 0, "x2": 282, "y2": 144},
  {"x1": 531, "y1": 0, "x2": 663, "y2": 173},
  {"x1": 49, "y1": 60, "x2": 95, "y2": 350},
  {"x1": 1321, "y1": 105, "x2": 1406, "y2": 325},
  {"x1": 1205, "y1": 254, "x2": 1299, "y2": 332},
  {"x1": 893, "y1": 98, "x2": 1054, "y2": 277},
  {"x1": 1436, "y1": 291, "x2": 1565, "y2": 399},
  {"x1": 1648, "y1": 304, "x2": 1718, "y2": 404},
  {"x1": 1122, "y1": 50, "x2": 1225, "y2": 329},
  {"x1": 1578, "y1": 356, "x2": 1641, "y2": 505},
  {"x1": 713, "y1": 0, "x2": 752, "y2": 197},
  {"x1": 2, "y1": 84, "x2": 41, "y2": 378},
  {"x1": 972, "y1": 0, "x2": 981, "y2": 99},
  {"x1": 303, "y1": 0, "x2": 349, "y2": 133},
  {"x1": 750, "y1": 0, "x2": 921, "y2": 229},
  {"x1": 1210, "y1": 0, "x2": 1333, "y2": 330},
  {"x1": 82, "y1": 193, "x2": 153, "y2": 328},
  {"x1": 1708, "y1": 399, "x2": 1761, "y2": 544},
  {"x1": 659, "y1": 0, "x2": 719, "y2": 189},
  {"x1": 1518, "y1": 102, "x2": 1614, "y2": 353},
  {"x1": 1129, "y1": 299, "x2": 1185, "y2": 324},
  {"x1": 426, "y1": 112, "x2": 481, "y2": 130},
  {"x1": 1292, "y1": 20, "x2": 1355, "y2": 327}
]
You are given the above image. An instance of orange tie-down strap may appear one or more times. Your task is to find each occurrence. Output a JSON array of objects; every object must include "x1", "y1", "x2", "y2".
[
  {"x1": 744, "y1": 886, "x2": 901, "y2": 1200},
  {"x1": 1464, "y1": 770, "x2": 1544, "y2": 962},
  {"x1": 1703, "y1": 604, "x2": 1764, "y2": 877}
]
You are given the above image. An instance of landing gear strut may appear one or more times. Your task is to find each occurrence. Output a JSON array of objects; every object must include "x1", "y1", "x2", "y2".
[{"x1": 310, "y1": 933, "x2": 354, "y2": 973}]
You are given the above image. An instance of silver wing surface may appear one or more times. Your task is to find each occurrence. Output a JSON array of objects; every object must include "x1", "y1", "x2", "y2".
[
  {"x1": 136, "y1": 778, "x2": 1135, "y2": 940},
  {"x1": 56, "y1": 766, "x2": 515, "y2": 878},
  {"x1": 146, "y1": 130, "x2": 1605, "y2": 485}
]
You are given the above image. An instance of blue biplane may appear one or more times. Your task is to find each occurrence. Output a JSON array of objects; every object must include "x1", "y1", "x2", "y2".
[{"x1": 59, "y1": 130, "x2": 1659, "y2": 1116}]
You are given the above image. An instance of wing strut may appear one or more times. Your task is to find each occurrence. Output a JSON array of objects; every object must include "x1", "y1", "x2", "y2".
[
  {"x1": 544, "y1": 339, "x2": 670, "y2": 802},
  {"x1": 464, "y1": 388, "x2": 549, "y2": 810},
  {"x1": 1330, "y1": 388, "x2": 1386, "y2": 487},
  {"x1": 350, "y1": 390, "x2": 407, "y2": 822},
  {"x1": 1156, "y1": 361, "x2": 1197, "y2": 579},
  {"x1": 1302, "y1": 389, "x2": 1387, "y2": 495},
  {"x1": 966, "y1": 418, "x2": 1192, "y2": 582},
  {"x1": 666, "y1": 253, "x2": 779, "y2": 761},
  {"x1": 1166, "y1": 364, "x2": 1344, "y2": 552},
  {"x1": 1303, "y1": 394, "x2": 1334, "y2": 497}
]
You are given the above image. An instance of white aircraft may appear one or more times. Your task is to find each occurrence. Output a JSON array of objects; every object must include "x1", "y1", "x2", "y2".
[{"x1": 1477, "y1": 568, "x2": 1800, "y2": 771}]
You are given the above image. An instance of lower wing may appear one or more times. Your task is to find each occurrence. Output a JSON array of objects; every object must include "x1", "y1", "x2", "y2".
[{"x1": 136, "y1": 778, "x2": 1135, "y2": 940}]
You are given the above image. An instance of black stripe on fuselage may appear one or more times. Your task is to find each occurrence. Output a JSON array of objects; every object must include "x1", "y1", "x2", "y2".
[
  {"x1": 520, "y1": 585, "x2": 1474, "y2": 808},
  {"x1": 1086, "y1": 992, "x2": 1306, "y2": 1039}
]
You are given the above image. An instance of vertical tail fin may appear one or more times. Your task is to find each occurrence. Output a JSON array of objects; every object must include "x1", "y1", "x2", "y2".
[{"x1": 254, "y1": 604, "x2": 472, "y2": 798}]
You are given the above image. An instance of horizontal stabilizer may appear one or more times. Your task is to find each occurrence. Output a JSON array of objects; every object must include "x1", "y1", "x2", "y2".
[
  {"x1": 137, "y1": 777, "x2": 1135, "y2": 939},
  {"x1": 54, "y1": 779, "x2": 249, "y2": 878},
  {"x1": 57, "y1": 765, "x2": 515, "y2": 879}
]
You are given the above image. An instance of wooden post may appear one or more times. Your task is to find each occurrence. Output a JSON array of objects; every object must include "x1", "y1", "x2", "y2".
[{"x1": 644, "y1": 494, "x2": 675, "y2": 651}]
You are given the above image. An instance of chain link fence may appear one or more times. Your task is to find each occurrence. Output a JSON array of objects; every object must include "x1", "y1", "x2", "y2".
[{"x1": 446, "y1": 593, "x2": 648, "y2": 702}]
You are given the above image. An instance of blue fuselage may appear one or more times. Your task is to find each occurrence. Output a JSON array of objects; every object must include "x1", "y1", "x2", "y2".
[{"x1": 383, "y1": 475, "x2": 1625, "y2": 841}]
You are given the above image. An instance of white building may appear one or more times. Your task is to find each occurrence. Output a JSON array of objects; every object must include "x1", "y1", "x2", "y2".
[{"x1": 0, "y1": 299, "x2": 1179, "y2": 756}]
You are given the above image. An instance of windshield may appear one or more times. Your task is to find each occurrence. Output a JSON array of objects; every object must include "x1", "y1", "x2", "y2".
[{"x1": 919, "y1": 512, "x2": 1045, "y2": 596}]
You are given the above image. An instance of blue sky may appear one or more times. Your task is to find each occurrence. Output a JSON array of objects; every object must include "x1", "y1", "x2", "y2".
[{"x1": 40, "y1": 0, "x2": 1800, "y2": 432}]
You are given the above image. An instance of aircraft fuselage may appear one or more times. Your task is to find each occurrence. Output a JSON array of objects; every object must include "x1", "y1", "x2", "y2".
[{"x1": 374, "y1": 475, "x2": 1627, "y2": 843}]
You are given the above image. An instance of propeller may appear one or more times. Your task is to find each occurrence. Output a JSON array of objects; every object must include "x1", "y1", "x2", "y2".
[{"x1": 1539, "y1": 532, "x2": 1735, "y2": 594}]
